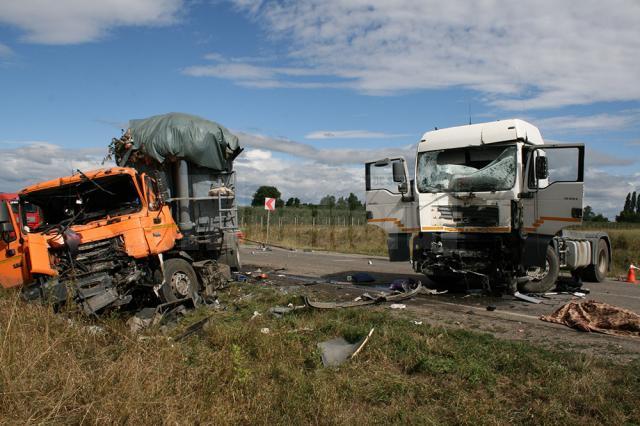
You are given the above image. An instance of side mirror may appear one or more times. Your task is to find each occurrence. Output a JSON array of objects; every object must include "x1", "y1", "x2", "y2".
[
  {"x1": 392, "y1": 161, "x2": 406, "y2": 183},
  {"x1": 535, "y1": 156, "x2": 549, "y2": 180}
]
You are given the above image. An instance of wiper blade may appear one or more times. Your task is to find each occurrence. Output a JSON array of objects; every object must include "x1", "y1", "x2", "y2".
[{"x1": 76, "y1": 169, "x2": 115, "y2": 196}]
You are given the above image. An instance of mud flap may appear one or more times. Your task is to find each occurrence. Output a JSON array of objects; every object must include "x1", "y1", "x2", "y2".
[
  {"x1": 387, "y1": 233, "x2": 410, "y2": 262},
  {"x1": 522, "y1": 235, "x2": 553, "y2": 268}
]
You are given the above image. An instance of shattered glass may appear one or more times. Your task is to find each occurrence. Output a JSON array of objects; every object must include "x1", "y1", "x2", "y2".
[{"x1": 417, "y1": 146, "x2": 517, "y2": 193}]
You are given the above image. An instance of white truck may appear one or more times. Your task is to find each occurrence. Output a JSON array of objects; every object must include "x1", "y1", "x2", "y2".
[{"x1": 366, "y1": 119, "x2": 611, "y2": 294}]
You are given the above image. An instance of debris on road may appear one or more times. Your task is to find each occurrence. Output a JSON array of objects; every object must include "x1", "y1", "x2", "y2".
[
  {"x1": 514, "y1": 291, "x2": 542, "y2": 304},
  {"x1": 486, "y1": 305, "x2": 497, "y2": 312},
  {"x1": 306, "y1": 282, "x2": 422, "y2": 309},
  {"x1": 317, "y1": 328, "x2": 374, "y2": 367},
  {"x1": 389, "y1": 303, "x2": 406, "y2": 310},
  {"x1": 541, "y1": 300, "x2": 640, "y2": 337}
]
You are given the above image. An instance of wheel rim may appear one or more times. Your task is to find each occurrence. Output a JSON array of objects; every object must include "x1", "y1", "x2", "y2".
[
  {"x1": 171, "y1": 271, "x2": 192, "y2": 297},
  {"x1": 526, "y1": 260, "x2": 550, "y2": 282}
]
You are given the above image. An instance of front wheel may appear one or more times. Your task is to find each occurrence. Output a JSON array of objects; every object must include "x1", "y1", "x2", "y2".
[
  {"x1": 160, "y1": 258, "x2": 200, "y2": 302},
  {"x1": 519, "y1": 245, "x2": 559, "y2": 293}
]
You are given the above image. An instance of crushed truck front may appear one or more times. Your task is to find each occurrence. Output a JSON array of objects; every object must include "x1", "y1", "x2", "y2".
[{"x1": 16, "y1": 167, "x2": 181, "y2": 314}]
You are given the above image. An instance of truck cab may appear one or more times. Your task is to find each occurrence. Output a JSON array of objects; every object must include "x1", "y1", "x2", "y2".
[{"x1": 366, "y1": 119, "x2": 609, "y2": 293}]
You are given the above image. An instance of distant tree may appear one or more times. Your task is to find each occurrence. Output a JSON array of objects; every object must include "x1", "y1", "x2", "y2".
[
  {"x1": 347, "y1": 193, "x2": 363, "y2": 211},
  {"x1": 285, "y1": 197, "x2": 301, "y2": 207},
  {"x1": 251, "y1": 186, "x2": 283, "y2": 207},
  {"x1": 624, "y1": 193, "x2": 631, "y2": 212},
  {"x1": 583, "y1": 206, "x2": 609, "y2": 222},
  {"x1": 336, "y1": 196, "x2": 348, "y2": 210},
  {"x1": 320, "y1": 195, "x2": 336, "y2": 209},
  {"x1": 632, "y1": 191, "x2": 638, "y2": 213}
]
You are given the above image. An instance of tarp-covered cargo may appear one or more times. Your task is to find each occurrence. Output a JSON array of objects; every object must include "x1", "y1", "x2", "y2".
[{"x1": 114, "y1": 112, "x2": 242, "y2": 171}]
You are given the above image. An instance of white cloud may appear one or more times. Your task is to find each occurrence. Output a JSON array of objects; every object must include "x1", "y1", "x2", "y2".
[
  {"x1": 0, "y1": 0, "x2": 183, "y2": 44},
  {"x1": 0, "y1": 143, "x2": 107, "y2": 191},
  {"x1": 305, "y1": 130, "x2": 409, "y2": 139},
  {"x1": 215, "y1": 0, "x2": 640, "y2": 110},
  {"x1": 236, "y1": 131, "x2": 415, "y2": 165},
  {"x1": 584, "y1": 169, "x2": 640, "y2": 219},
  {"x1": 535, "y1": 111, "x2": 640, "y2": 135}
]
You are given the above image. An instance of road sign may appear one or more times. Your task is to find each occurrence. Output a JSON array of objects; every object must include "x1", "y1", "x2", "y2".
[{"x1": 264, "y1": 197, "x2": 276, "y2": 211}]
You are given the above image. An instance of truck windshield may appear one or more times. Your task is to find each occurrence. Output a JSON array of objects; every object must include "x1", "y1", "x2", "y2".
[
  {"x1": 417, "y1": 145, "x2": 517, "y2": 193},
  {"x1": 23, "y1": 174, "x2": 142, "y2": 231}
]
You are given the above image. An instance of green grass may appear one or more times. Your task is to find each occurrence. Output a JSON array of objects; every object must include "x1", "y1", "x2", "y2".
[{"x1": 1, "y1": 285, "x2": 639, "y2": 424}]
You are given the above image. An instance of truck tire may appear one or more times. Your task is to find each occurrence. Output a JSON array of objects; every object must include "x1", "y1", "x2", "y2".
[
  {"x1": 582, "y1": 239, "x2": 609, "y2": 283},
  {"x1": 161, "y1": 258, "x2": 200, "y2": 302},
  {"x1": 519, "y1": 246, "x2": 559, "y2": 293}
]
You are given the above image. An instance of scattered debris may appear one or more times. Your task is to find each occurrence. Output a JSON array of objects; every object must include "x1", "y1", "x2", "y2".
[
  {"x1": 269, "y1": 303, "x2": 306, "y2": 318},
  {"x1": 250, "y1": 311, "x2": 261, "y2": 320},
  {"x1": 127, "y1": 308, "x2": 157, "y2": 334},
  {"x1": 389, "y1": 278, "x2": 420, "y2": 292},
  {"x1": 389, "y1": 303, "x2": 406, "y2": 310},
  {"x1": 173, "y1": 315, "x2": 215, "y2": 341},
  {"x1": 317, "y1": 328, "x2": 375, "y2": 367},
  {"x1": 541, "y1": 300, "x2": 640, "y2": 337},
  {"x1": 486, "y1": 305, "x2": 497, "y2": 312},
  {"x1": 260, "y1": 327, "x2": 271, "y2": 334},
  {"x1": 411, "y1": 320, "x2": 423, "y2": 325},
  {"x1": 514, "y1": 291, "x2": 542, "y2": 304},
  {"x1": 368, "y1": 260, "x2": 373, "y2": 265},
  {"x1": 422, "y1": 288, "x2": 448, "y2": 295},
  {"x1": 306, "y1": 282, "x2": 422, "y2": 309},
  {"x1": 346, "y1": 272, "x2": 375, "y2": 283}
]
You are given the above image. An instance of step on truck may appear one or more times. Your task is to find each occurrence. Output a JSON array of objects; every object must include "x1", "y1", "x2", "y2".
[
  {"x1": 365, "y1": 119, "x2": 611, "y2": 294},
  {"x1": 0, "y1": 113, "x2": 243, "y2": 315}
]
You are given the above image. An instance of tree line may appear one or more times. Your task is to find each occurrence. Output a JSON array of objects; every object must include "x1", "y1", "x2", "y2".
[
  {"x1": 616, "y1": 191, "x2": 640, "y2": 222},
  {"x1": 250, "y1": 186, "x2": 364, "y2": 210}
]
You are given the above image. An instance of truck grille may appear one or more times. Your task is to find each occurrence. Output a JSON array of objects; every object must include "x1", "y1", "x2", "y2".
[{"x1": 436, "y1": 205, "x2": 499, "y2": 227}]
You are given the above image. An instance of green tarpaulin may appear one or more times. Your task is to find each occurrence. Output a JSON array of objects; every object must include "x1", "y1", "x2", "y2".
[{"x1": 127, "y1": 112, "x2": 241, "y2": 170}]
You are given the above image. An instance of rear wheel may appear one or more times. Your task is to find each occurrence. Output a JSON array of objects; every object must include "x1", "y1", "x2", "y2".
[
  {"x1": 582, "y1": 239, "x2": 609, "y2": 282},
  {"x1": 161, "y1": 258, "x2": 199, "y2": 302},
  {"x1": 519, "y1": 245, "x2": 559, "y2": 293}
]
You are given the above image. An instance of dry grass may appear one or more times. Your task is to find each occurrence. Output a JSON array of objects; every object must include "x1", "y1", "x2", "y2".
[
  {"x1": 243, "y1": 223, "x2": 388, "y2": 257},
  {"x1": 244, "y1": 224, "x2": 640, "y2": 277},
  {"x1": 1, "y1": 286, "x2": 639, "y2": 424}
]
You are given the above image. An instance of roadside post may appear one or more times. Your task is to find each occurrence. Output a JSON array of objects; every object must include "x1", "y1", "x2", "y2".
[{"x1": 264, "y1": 197, "x2": 276, "y2": 247}]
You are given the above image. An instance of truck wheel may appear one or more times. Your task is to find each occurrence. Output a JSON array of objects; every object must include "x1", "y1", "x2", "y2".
[
  {"x1": 161, "y1": 258, "x2": 199, "y2": 302},
  {"x1": 582, "y1": 239, "x2": 609, "y2": 282},
  {"x1": 519, "y1": 246, "x2": 559, "y2": 293}
]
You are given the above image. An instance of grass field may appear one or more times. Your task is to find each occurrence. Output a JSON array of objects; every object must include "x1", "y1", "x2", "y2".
[
  {"x1": 1, "y1": 286, "x2": 639, "y2": 424},
  {"x1": 243, "y1": 224, "x2": 640, "y2": 277}
]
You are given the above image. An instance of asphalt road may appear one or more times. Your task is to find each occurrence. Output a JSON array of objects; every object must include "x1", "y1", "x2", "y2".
[{"x1": 240, "y1": 245, "x2": 640, "y2": 360}]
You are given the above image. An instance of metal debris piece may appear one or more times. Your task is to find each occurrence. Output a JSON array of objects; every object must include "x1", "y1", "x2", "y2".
[
  {"x1": 306, "y1": 282, "x2": 422, "y2": 309},
  {"x1": 389, "y1": 303, "x2": 406, "y2": 309},
  {"x1": 173, "y1": 315, "x2": 214, "y2": 341},
  {"x1": 411, "y1": 320, "x2": 423, "y2": 325},
  {"x1": 317, "y1": 328, "x2": 375, "y2": 367},
  {"x1": 260, "y1": 327, "x2": 270, "y2": 334},
  {"x1": 269, "y1": 304, "x2": 306, "y2": 318},
  {"x1": 250, "y1": 311, "x2": 261, "y2": 320},
  {"x1": 514, "y1": 291, "x2": 542, "y2": 304}
]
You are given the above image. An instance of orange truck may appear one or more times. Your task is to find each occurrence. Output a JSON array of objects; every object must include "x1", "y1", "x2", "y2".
[{"x1": 0, "y1": 113, "x2": 242, "y2": 315}]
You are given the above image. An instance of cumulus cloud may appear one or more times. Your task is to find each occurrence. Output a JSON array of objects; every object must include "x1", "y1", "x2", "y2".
[
  {"x1": 0, "y1": 41, "x2": 11, "y2": 56},
  {"x1": 202, "y1": 0, "x2": 640, "y2": 110},
  {"x1": 0, "y1": 0, "x2": 183, "y2": 44},
  {"x1": 0, "y1": 143, "x2": 108, "y2": 191},
  {"x1": 584, "y1": 169, "x2": 640, "y2": 218}
]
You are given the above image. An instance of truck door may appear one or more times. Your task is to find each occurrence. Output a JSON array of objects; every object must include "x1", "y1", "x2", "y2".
[
  {"x1": 0, "y1": 200, "x2": 25, "y2": 288},
  {"x1": 365, "y1": 157, "x2": 418, "y2": 261},
  {"x1": 523, "y1": 144, "x2": 585, "y2": 236}
]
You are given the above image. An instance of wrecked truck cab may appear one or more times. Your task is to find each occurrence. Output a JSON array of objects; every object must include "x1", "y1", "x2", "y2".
[
  {"x1": 366, "y1": 119, "x2": 610, "y2": 294},
  {"x1": 14, "y1": 167, "x2": 183, "y2": 314}
]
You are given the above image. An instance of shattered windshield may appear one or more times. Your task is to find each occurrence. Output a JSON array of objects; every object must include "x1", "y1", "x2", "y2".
[
  {"x1": 417, "y1": 145, "x2": 517, "y2": 193},
  {"x1": 23, "y1": 174, "x2": 142, "y2": 231}
]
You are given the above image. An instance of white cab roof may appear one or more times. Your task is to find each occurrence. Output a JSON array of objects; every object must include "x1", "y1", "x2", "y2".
[{"x1": 418, "y1": 119, "x2": 543, "y2": 152}]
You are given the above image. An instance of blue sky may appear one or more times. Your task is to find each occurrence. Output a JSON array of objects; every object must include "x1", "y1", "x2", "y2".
[{"x1": 0, "y1": 0, "x2": 638, "y2": 217}]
